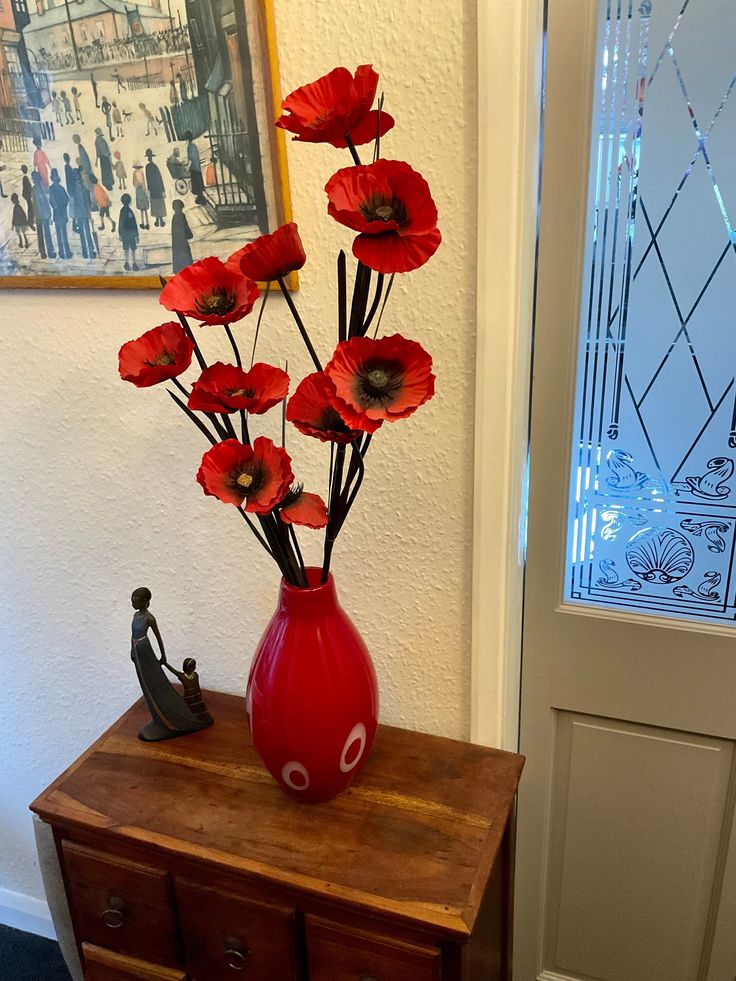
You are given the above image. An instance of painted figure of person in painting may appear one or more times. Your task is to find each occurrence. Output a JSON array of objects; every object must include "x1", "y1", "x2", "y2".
[
  {"x1": 32, "y1": 138, "x2": 50, "y2": 188},
  {"x1": 132, "y1": 162, "x2": 150, "y2": 229},
  {"x1": 90, "y1": 174, "x2": 115, "y2": 233},
  {"x1": 10, "y1": 194, "x2": 29, "y2": 249},
  {"x1": 145, "y1": 149, "x2": 166, "y2": 227},
  {"x1": 31, "y1": 171, "x2": 56, "y2": 259},
  {"x1": 171, "y1": 199, "x2": 193, "y2": 273},
  {"x1": 114, "y1": 152, "x2": 127, "y2": 190},
  {"x1": 118, "y1": 193, "x2": 139, "y2": 271},
  {"x1": 72, "y1": 167, "x2": 96, "y2": 260},
  {"x1": 184, "y1": 131, "x2": 206, "y2": 205},
  {"x1": 20, "y1": 166, "x2": 35, "y2": 230},
  {"x1": 49, "y1": 169, "x2": 72, "y2": 260},
  {"x1": 71, "y1": 87, "x2": 83, "y2": 123},
  {"x1": 63, "y1": 154, "x2": 78, "y2": 232},
  {"x1": 130, "y1": 587, "x2": 211, "y2": 742},
  {"x1": 94, "y1": 128, "x2": 115, "y2": 191},
  {"x1": 72, "y1": 134, "x2": 93, "y2": 180}
]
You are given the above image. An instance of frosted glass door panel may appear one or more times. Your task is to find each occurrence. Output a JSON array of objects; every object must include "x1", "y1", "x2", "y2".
[{"x1": 567, "y1": 0, "x2": 736, "y2": 622}]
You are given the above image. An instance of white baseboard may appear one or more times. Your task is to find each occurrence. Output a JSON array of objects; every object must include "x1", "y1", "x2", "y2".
[{"x1": 0, "y1": 886, "x2": 56, "y2": 940}]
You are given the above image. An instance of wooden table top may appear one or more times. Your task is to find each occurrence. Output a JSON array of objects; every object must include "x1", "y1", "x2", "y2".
[{"x1": 31, "y1": 691, "x2": 524, "y2": 939}]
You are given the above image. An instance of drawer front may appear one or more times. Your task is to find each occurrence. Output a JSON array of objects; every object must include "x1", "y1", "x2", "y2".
[
  {"x1": 82, "y1": 943, "x2": 186, "y2": 981},
  {"x1": 175, "y1": 879, "x2": 299, "y2": 980},
  {"x1": 305, "y1": 916, "x2": 442, "y2": 981},
  {"x1": 62, "y1": 841, "x2": 180, "y2": 967}
]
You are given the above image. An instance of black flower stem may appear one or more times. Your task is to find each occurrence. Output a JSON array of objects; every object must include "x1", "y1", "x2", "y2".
[
  {"x1": 372, "y1": 273, "x2": 395, "y2": 338},
  {"x1": 374, "y1": 93, "x2": 384, "y2": 163},
  {"x1": 344, "y1": 134, "x2": 361, "y2": 166},
  {"x1": 219, "y1": 413, "x2": 238, "y2": 440},
  {"x1": 277, "y1": 277, "x2": 322, "y2": 371},
  {"x1": 272, "y1": 513, "x2": 305, "y2": 586},
  {"x1": 223, "y1": 324, "x2": 242, "y2": 368},
  {"x1": 250, "y1": 287, "x2": 270, "y2": 368},
  {"x1": 172, "y1": 377, "x2": 190, "y2": 400},
  {"x1": 348, "y1": 261, "x2": 372, "y2": 338},
  {"x1": 337, "y1": 434, "x2": 372, "y2": 533},
  {"x1": 175, "y1": 310, "x2": 208, "y2": 373},
  {"x1": 321, "y1": 443, "x2": 345, "y2": 583},
  {"x1": 361, "y1": 272, "x2": 385, "y2": 336},
  {"x1": 337, "y1": 251, "x2": 347, "y2": 343},
  {"x1": 282, "y1": 361, "x2": 287, "y2": 448},
  {"x1": 236, "y1": 507, "x2": 274, "y2": 556},
  {"x1": 328, "y1": 442, "x2": 335, "y2": 502},
  {"x1": 240, "y1": 410, "x2": 249, "y2": 444},
  {"x1": 258, "y1": 513, "x2": 295, "y2": 583},
  {"x1": 289, "y1": 524, "x2": 306, "y2": 581},
  {"x1": 167, "y1": 389, "x2": 218, "y2": 445}
]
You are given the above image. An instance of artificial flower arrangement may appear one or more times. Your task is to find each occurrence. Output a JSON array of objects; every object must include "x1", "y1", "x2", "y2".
[
  {"x1": 118, "y1": 65, "x2": 440, "y2": 801},
  {"x1": 118, "y1": 64, "x2": 440, "y2": 588}
]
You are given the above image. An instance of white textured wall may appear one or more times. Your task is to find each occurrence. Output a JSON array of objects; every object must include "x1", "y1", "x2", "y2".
[{"x1": 0, "y1": 0, "x2": 477, "y2": 905}]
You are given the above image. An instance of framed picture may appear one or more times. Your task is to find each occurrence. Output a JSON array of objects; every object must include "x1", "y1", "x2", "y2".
[{"x1": 0, "y1": 0, "x2": 293, "y2": 289}]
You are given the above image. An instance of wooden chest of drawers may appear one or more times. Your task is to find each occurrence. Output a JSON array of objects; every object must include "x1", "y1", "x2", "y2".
[{"x1": 30, "y1": 691, "x2": 524, "y2": 980}]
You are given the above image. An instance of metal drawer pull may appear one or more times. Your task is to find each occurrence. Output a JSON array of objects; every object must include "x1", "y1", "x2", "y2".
[
  {"x1": 101, "y1": 896, "x2": 126, "y2": 928},
  {"x1": 224, "y1": 946, "x2": 249, "y2": 971}
]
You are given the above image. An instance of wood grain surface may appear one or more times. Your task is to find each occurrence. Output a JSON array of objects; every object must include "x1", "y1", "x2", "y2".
[{"x1": 31, "y1": 691, "x2": 524, "y2": 939}]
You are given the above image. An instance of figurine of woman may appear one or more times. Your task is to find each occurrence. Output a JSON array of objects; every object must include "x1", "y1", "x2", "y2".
[{"x1": 130, "y1": 587, "x2": 210, "y2": 741}]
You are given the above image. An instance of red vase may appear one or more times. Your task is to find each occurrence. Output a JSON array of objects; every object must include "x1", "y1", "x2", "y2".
[{"x1": 246, "y1": 568, "x2": 379, "y2": 803}]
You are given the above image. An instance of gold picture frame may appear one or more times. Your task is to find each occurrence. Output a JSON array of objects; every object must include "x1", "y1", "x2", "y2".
[{"x1": 0, "y1": 0, "x2": 295, "y2": 290}]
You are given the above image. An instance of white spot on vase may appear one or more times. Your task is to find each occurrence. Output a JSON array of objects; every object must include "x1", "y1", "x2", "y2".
[
  {"x1": 340, "y1": 723, "x2": 367, "y2": 773},
  {"x1": 282, "y1": 760, "x2": 310, "y2": 791}
]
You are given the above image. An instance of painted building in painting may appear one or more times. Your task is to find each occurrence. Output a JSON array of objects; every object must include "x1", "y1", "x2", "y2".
[
  {"x1": 185, "y1": 0, "x2": 267, "y2": 231},
  {"x1": 0, "y1": 0, "x2": 44, "y2": 112},
  {"x1": 24, "y1": 0, "x2": 170, "y2": 61}
]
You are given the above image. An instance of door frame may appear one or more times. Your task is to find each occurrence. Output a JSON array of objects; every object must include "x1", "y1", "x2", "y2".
[{"x1": 471, "y1": 0, "x2": 545, "y2": 750}]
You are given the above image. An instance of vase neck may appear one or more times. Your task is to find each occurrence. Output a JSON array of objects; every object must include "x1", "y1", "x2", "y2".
[{"x1": 278, "y1": 568, "x2": 338, "y2": 616}]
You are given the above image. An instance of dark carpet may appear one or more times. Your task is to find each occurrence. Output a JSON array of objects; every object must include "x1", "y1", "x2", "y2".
[{"x1": 0, "y1": 924, "x2": 71, "y2": 981}]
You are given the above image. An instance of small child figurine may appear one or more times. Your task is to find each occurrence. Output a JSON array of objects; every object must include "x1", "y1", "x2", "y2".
[
  {"x1": 10, "y1": 193, "x2": 29, "y2": 248},
  {"x1": 163, "y1": 658, "x2": 214, "y2": 726}
]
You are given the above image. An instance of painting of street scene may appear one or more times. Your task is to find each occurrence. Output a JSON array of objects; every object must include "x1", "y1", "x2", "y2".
[{"x1": 0, "y1": 0, "x2": 286, "y2": 286}]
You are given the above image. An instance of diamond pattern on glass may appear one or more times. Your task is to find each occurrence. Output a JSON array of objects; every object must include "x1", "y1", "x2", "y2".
[{"x1": 566, "y1": 0, "x2": 736, "y2": 621}]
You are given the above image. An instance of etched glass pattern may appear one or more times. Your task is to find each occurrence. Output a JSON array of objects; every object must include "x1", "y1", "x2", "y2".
[{"x1": 566, "y1": 0, "x2": 736, "y2": 621}]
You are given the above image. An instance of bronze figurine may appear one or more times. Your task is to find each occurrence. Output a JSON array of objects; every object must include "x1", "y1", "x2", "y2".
[{"x1": 130, "y1": 587, "x2": 213, "y2": 741}]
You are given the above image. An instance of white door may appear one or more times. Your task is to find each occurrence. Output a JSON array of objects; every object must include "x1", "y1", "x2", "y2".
[{"x1": 517, "y1": 1, "x2": 736, "y2": 979}]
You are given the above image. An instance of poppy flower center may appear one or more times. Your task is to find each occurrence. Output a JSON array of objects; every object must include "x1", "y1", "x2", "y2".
[
  {"x1": 319, "y1": 406, "x2": 352, "y2": 434},
  {"x1": 357, "y1": 359, "x2": 403, "y2": 406},
  {"x1": 360, "y1": 193, "x2": 408, "y2": 227},
  {"x1": 230, "y1": 387, "x2": 255, "y2": 399},
  {"x1": 195, "y1": 287, "x2": 237, "y2": 318},
  {"x1": 146, "y1": 351, "x2": 175, "y2": 366},
  {"x1": 236, "y1": 472, "x2": 253, "y2": 489}
]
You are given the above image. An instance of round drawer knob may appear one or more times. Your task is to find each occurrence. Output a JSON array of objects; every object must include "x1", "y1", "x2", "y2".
[
  {"x1": 224, "y1": 947, "x2": 248, "y2": 971},
  {"x1": 101, "y1": 907, "x2": 125, "y2": 928}
]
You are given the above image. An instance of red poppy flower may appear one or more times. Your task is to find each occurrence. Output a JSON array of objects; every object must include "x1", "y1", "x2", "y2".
[
  {"x1": 275, "y1": 65, "x2": 394, "y2": 148},
  {"x1": 280, "y1": 490, "x2": 328, "y2": 529},
  {"x1": 188, "y1": 362, "x2": 289, "y2": 415},
  {"x1": 324, "y1": 334, "x2": 435, "y2": 431},
  {"x1": 118, "y1": 321, "x2": 194, "y2": 388},
  {"x1": 286, "y1": 371, "x2": 363, "y2": 442},
  {"x1": 325, "y1": 159, "x2": 441, "y2": 274},
  {"x1": 160, "y1": 257, "x2": 260, "y2": 325},
  {"x1": 196, "y1": 437, "x2": 293, "y2": 512},
  {"x1": 227, "y1": 223, "x2": 306, "y2": 282}
]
